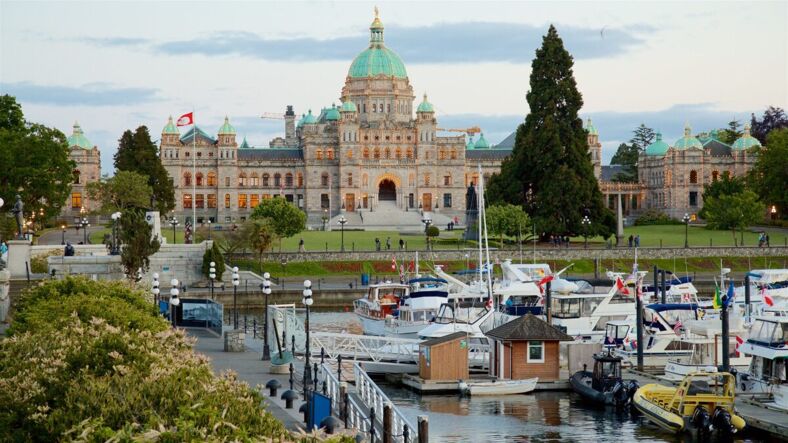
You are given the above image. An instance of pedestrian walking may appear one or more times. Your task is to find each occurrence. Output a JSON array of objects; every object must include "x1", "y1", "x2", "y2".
[
  {"x1": 766, "y1": 233, "x2": 770, "y2": 247},
  {"x1": 386, "y1": 237, "x2": 391, "y2": 250},
  {"x1": 628, "y1": 235, "x2": 633, "y2": 248},
  {"x1": 634, "y1": 234, "x2": 640, "y2": 248},
  {"x1": 399, "y1": 238, "x2": 404, "y2": 250},
  {"x1": 375, "y1": 237, "x2": 381, "y2": 251},
  {"x1": 64, "y1": 241, "x2": 75, "y2": 257}
]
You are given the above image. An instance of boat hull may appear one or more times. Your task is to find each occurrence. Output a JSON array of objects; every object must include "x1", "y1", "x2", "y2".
[
  {"x1": 459, "y1": 378, "x2": 538, "y2": 395},
  {"x1": 632, "y1": 384, "x2": 685, "y2": 433},
  {"x1": 569, "y1": 371, "x2": 618, "y2": 405},
  {"x1": 358, "y1": 315, "x2": 386, "y2": 336}
]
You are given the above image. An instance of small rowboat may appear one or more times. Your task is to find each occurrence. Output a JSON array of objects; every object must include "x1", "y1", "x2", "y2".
[{"x1": 459, "y1": 378, "x2": 538, "y2": 396}]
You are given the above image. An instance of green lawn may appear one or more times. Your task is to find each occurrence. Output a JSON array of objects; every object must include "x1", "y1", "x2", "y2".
[{"x1": 574, "y1": 225, "x2": 785, "y2": 248}]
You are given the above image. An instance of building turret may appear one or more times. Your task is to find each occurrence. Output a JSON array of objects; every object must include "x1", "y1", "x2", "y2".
[
  {"x1": 161, "y1": 116, "x2": 180, "y2": 145},
  {"x1": 585, "y1": 118, "x2": 602, "y2": 179},
  {"x1": 284, "y1": 105, "x2": 296, "y2": 146},
  {"x1": 416, "y1": 94, "x2": 436, "y2": 144}
]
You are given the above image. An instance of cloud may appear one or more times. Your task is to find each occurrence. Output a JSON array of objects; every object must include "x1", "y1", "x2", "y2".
[
  {"x1": 0, "y1": 82, "x2": 161, "y2": 106},
  {"x1": 151, "y1": 22, "x2": 649, "y2": 63},
  {"x1": 77, "y1": 36, "x2": 149, "y2": 47}
]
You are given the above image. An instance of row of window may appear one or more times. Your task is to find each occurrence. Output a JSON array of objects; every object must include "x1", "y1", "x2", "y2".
[
  {"x1": 182, "y1": 193, "x2": 300, "y2": 209},
  {"x1": 648, "y1": 169, "x2": 732, "y2": 187},
  {"x1": 183, "y1": 172, "x2": 304, "y2": 188},
  {"x1": 163, "y1": 150, "x2": 237, "y2": 160}
]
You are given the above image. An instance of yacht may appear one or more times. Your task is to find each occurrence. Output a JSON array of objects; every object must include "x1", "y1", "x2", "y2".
[
  {"x1": 496, "y1": 260, "x2": 544, "y2": 316},
  {"x1": 736, "y1": 316, "x2": 788, "y2": 410},
  {"x1": 353, "y1": 282, "x2": 409, "y2": 336},
  {"x1": 382, "y1": 276, "x2": 449, "y2": 338},
  {"x1": 417, "y1": 299, "x2": 496, "y2": 343}
]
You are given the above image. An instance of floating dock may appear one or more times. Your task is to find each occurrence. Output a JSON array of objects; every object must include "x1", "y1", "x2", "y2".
[{"x1": 390, "y1": 373, "x2": 570, "y2": 394}]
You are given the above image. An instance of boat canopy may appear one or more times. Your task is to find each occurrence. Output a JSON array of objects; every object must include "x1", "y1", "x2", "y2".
[
  {"x1": 454, "y1": 269, "x2": 491, "y2": 275},
  {"x1": 408, "y1": 277, "x2": 448, "y2": 284},
  {"x1": 645, "y1": 303, "x2": 699, "y2": 312}
]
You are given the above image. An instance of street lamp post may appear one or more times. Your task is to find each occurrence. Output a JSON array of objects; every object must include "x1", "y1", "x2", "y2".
[
  {"x1": 61, "y1": 224, "x2": 66, "y2": 245},
  {"x1": 207, "y1": 219, "x2": 212, "y2": 240},
  {"x1": 170, "y1": 278, "x2": 180, "y2": 328},
  {"x1": 169, "y1": 216, "x2": 179, "y2": 244},
  {"x1": 232, "y1": 266, "x2": 240, "y2": 329},
  {"x1": 79, "y1": 209, "x2": 90, "y2": 244},
  {"x1": 261, "y1": 272, "x2": 272, "y2": 360},
  {"x1": 682, "y1": 213, "x2": 691, "y2": 248},
  {"x1": 581, "y1": 215, "x2": 591, "y2": 249},
  {"x1": 302, "y1": 280, "x2": 314, "y2": 395},
  {"x1": 421, "y1": 216, "x2": 432, "y2": 250},
  {"x1": 338, "y1": 215, "x2": 347, "y2": 252},
  {"x1": 771, "y1": 205, "x2": 778, "y2": 220},
  {"x1": 151, "y1": 273, "x2": 160, "y2": 307},
  {"x1": 110, "y1": 211, "x2": 122, "y2": 255},
  {"x1": 209, "y1": 261, "x2": 216, "y2": 300},
  {"x1": 322, "y1": 209, "x2": 328, "y2": 231}
]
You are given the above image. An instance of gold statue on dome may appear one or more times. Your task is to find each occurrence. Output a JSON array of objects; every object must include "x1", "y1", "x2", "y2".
[{"x1": 374, "y1": 6, "x2": 379, "y2": 18}]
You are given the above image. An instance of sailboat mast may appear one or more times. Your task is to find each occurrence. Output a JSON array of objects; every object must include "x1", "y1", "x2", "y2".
[
  {"x1": 479, "y1": 169, "x2": 493, "y2": 302},
  {"x1": 477, "y1": 165, "x2": 484, "y2": 298}
]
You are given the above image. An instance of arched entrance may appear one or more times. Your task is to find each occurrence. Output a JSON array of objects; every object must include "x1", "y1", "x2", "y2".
[{"x1": 378, "y1": 179, "x2": 396, "y2": 201}]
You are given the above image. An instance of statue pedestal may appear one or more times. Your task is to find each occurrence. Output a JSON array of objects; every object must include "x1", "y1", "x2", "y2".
[
  {"x1": 7, "y1": 239, "x2": 32, "y2": 278},
  {"x1": 145, "y1": 211, "x2": 162, "y2": 241}
]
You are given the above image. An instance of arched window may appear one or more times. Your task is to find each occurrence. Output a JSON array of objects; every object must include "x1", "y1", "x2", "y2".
[
  {"x1": 374, "y1": 148, "x2": 380, "y2": 159},
  {"x1": 316, "y1": 149, "x2": 323, "y2": 160},
  {"x1": 363, "y1": 148, "x2": 370, "y2": 159},
  {"x1": 326, "y1": 149, "x2": 334, "y2": 160},
  {"x1": 384, "y1": 148, "x2": 391, "y2": 159},
  {"x1": 321, "y1": 173, "x2": 329, "y2": 187},
  {"x1": 297, "y1": 173, "x2": 303, "y2": 187},
  {"x1": 395, "y1": 148, "x2": 402, "y2": 159},
  {"x1": 450, "y1": 149, "x2": 457, "y2": 160},
  {"x1": 250, "y1": 173, "x2": 259, "y2": 187},
  {"x1": 262, "y1": 173, "x2": 270, "y2": 187},
  {"x1": 285, "y1": 173, "x2": 293, "y2": 187},
  {"x1": 712, "y1": 171, "x2": 719, "y2": 182},
  {"x1": 238, "y1": 173, "x2": 247, "y2": 187},
  {"x1": 274, "y1": 173, "x2": 281, "y2": 187},
  {"x1": 183, "y1": 194, "x2": 192, "y2": 209},
  {"x1": 347, "y1": 173, "x2": 353, "y2": 186},
  {"x1": 406, "y1": 148, "x2": 413, "y2": 159},
  {"x1": 196, "y1": 172, "x2": 203, "y2": 186},
  {"x1": 689, "y1": 170, "x2": 698, "y2": 184},
  {"x1": 362, "y1": 173, "x2": 369, "y2": 187},
  {"x1": 207, "y1": 172, "x2": 217, "y2": 186},
  {"x1": 183, "y1": 172, "x2": 192, "y2": 187},
  {"x1": 73, "y1": 170, "x2": 81, "y2": 185}
]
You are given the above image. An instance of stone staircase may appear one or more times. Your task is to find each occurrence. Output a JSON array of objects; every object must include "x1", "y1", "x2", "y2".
[{"x1": 327, "y1": 201, "x2": 461, "y2": 232}]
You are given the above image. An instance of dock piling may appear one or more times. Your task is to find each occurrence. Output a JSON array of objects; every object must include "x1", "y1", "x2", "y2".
[
  {"x1": 418, "y1": 415, "x2": 429, "y2": 443},
  {"x1": 383, "y1": 402, "x2": 393, "y2": 443},
  {"x1": 745, "y1": 275, "x2": 751, "y2": 323}
]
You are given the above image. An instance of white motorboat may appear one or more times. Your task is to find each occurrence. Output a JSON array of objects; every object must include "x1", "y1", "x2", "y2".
[
  {"x1": 383, "y1": 276, "x2": 449, "y2": 338},
  {"x1": 737, "y1": 269, "x2": 788, "y2": 301},
  {"x1": 736, "y1": 316, "x2": 788, "y2": 410},
  {"x1": 353, "y1": 282, "x2": 409, "y2": 336},
  {"x1": 417, "y1": 300, "x2": 495, "y2": 342},
  {"x1": 459, "y1": 377, "x2": 538, "y2": 395}
]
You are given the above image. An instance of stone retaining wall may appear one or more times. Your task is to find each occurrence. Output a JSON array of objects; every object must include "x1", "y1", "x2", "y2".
[{"x1": 237, "y1": 246, "x2": 788, "y2": 263}]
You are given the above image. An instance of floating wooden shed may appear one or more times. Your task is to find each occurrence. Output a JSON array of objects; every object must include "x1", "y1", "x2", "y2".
[{"x1": 419, "y1": 331, "x2": 469, "y2": 381}]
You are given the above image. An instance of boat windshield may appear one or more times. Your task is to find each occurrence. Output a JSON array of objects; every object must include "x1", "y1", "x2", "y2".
[
  {"x1": 507, "y1": 295, "x2": 540, "y2": 306},
  {"x1": 594, "y1": 360, "x2": 621, "y2": 380},
  {"x1": 369, "y1": 286, "x2": 407, "y2": 302},
  {"x1": 434, "y1": 304, "x2": 487, "y2": 325},
  {"x1": 644, "y1": 306, "x2": 696, "y2": 329},
  {"x1": 551, "y1": 297, "x2": 601, "y2": 318},
  {"x1": 749, "y1": 320, "x2": 788, "y2": 345}
]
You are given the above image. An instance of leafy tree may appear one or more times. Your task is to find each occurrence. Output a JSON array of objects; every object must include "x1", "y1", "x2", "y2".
[
  {"x1": 86, "y1": 170, "x2": 152, "y2": 213},
  {"x1": 702, "y1": 190, "x2": 765, "y2": 246},
  {"x1": 250, "y1": 198, "x2": 306, "y2": 251},
  {"x1": 748, "y1": 128, "x2": 788, "y2": 217},
  {"x1": 213, "y1": 222, "x2": 251, "y2": 255},
  {"x1": 248, "y1": 219, "x2": 275, "y2": 266},
  {"x1": 426, "y1": 225, "x2": 440, "y2": 249},
  {"x1": 717, "y1": 119, "x2": 742, "y2": 145},
  {"x1": 118, "y1": 209, "x2": 161, "y2": 279},
  {"x1": 630, "y1": 123, "x2": 656, "y2": 152},
  {"x1": 610, "y1": 142, "x2": 639, "y2": 182},
  {"x1": 486, "y1": 204, "x2": 531, "y2": 246},
  {"x1": 750, "y1": 106, "x2": 788, "y2": 144},
  {"x1": 699, "y1": 173, "x2": 746, "y2": 219},
  {"x1": 485, "y1": 26, "x2": 614, "y2": 238},
  {"x1": 0, "y1": 95, "x2": 75, "y2": 222},
  {"x1": 201, "y1": 241, "x2": 225, "y2": 281},
  {"x1": 114, "y1": 126, "x2": 175, "y2": 213}
]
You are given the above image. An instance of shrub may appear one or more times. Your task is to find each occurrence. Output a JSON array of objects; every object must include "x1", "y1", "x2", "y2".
[
  {"x1": 202, "y1": 241, "x2": 225, "y2": 281},
  {"x1": 634, "y1": 209, "x2": 683, "y2": 226},
  {"x1": 29, "y1": 249, "x2": 61, "y2": 273}
]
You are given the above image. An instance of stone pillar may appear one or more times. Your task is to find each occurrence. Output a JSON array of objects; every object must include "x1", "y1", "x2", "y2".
[
  {"x1": 6, "y1": 239, "x2": 32, "y2": 278},
  {"x1": 223, "y1": 329, "x2": 245, "y2": 352},
  {"x1": 616, "y1": 193, "x2": 624, "y2": 246},
  {"x1": 145, "y1": 211, "x2": 162, "y2": 241},
  {"x1": 0, "y1": 269, "x2": 10, "y2": 322}
]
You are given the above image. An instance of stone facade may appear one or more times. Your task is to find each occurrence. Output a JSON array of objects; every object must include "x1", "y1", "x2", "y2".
[
  {"x1": 158, "y1": 11, "x2": 509, "y2": 227},
  {"x1": 61, "y1": 122, "x2": 101, "y2": 223}
]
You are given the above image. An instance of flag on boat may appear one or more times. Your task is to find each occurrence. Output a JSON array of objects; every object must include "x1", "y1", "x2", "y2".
[
  {"x1": 673, "y1": 319, "x2": 683, "y2": 335},
  {"x1": 712, "y1": 285, "x2": 722, "y2": 309},
  {"x1": 725, "y1": 282, "x2": 735, "y2": 308},
  {"x1": 537, "y1": 275, "x2": 554, "y2": 294},
  {"x1": 176, "y1": 112, "x2": 194, "y2": 126},
  {"x1": 391, "y1": 257, "x2": 397, "y2": 271},
  {"x1": 615, "y1": 276, "x2": 630, "y2": 295},
  {"x1": 735, "y1": 335, "x2": 744, "y2": 356},
  {"x1": 762, "y1": 286, "x2": 774, "y2": 306}
]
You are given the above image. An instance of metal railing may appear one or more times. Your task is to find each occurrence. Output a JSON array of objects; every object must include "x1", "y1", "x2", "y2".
[
  {"x1": 311, "y1": 332, "x2": 420, "y2": 363},
  {"x1": 354, "y1": 362, "x2": 414, "y2": 443}
]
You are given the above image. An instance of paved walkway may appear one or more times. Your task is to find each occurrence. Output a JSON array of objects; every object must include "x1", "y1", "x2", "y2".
[
  {"x1": 187, "y1": 327, "x2": 310, "y2": 432},
  {"x1": 37, "y1": 226, "x2": 104, "y2": 245}
]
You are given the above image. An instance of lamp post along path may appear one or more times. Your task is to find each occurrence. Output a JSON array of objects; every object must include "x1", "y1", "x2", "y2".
[
  {"x1": 302, "y1": 280, "x2": 313, "y2": 395},
  {"x1": 683, "y1": 213, "x2": 690, "y2": 248},
  {"x1": 209, "y1": 261, "x2": 216, "y2": 300},
  {"x1": 232, "y1": 267, "x2": 240, "y2": 329},
  {"x1": 170, "y1": 278, "x2": 180, "y2": 328},
  {"x1": 262, "y1": 272, "x2": 272, "y2": 361}
]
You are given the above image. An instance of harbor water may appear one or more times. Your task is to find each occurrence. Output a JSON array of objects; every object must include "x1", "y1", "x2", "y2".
[{"x1": 304, "y1": 312, "x2": 769, "y2": 442}]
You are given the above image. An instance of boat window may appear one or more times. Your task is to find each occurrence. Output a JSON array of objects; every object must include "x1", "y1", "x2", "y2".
[
  {"x1": 750, "y1": 321, "x2": 778, "y2": 343},
  {"x1": 508, "y1": 295, "x2": 540, "y2": 306},
  {"x1": 582, "y1": 298, "x2": 601, "y2": 315},
  {"x1": 552, "y1": 299, "x2": 581, "y2": 318},
  {"x1": 658, "y1": 308, "x2": 696, "y2": 325}
]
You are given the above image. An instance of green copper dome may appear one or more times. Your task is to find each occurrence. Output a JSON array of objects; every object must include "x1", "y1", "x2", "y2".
[
  {"x1": 162, "y1": 116, "x2": 179, "y2": 135},
  {"x1": 585, "y1": 117, "x2": 598, "y2": 135},
  {"x1": 67, "y1": 122, "x2": 93, "y2": 149},
  {"x1": 417, "y1": 93, "x2": 434, "y2": 113},
  {"x1": 325, "y1": 104, "x2": 340, "y2": 121},
  {"x1": 218, "y1": 116, "x2": 236, "y2": 135},
  {"x1": 340, "y1": 101, "x2": 357, "y2": 112},
  {"x1": 645, "y1": 132, "x2": 669, "y2": 156},
  {"x1": 348, "y1": 9, "x2": 407, "y2": 79},
  {"x1": 474, "y1": 133, "x2": 490, "y2": 149},
  {"x1": 674, "y1": 123, "x2": 703, "y2": 150},
  {"x1": 732, "y1": 124, "x2": 761, "y2": 150},
  {"x1": 297, "y1": 113, "x2": 306, "y2": 128},
  {"x1": 302, "y1": 109, "x2": 317, "y2": 125},
  {"x1": 466, "y1": 136, "x2": 475, "y2": 150}
]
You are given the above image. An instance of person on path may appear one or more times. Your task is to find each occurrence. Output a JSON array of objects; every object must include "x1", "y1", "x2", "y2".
[
  {"x1": 298, "y1": 238, "x2": 305, "y2": 252},
  {"x1": 375, "y1": 238, "x2": 381, "y2": 251},
  {"x1": 386, "y1": 237, "x2": 391, "y2": 250},
  {"x1": 399, "y1": 238, "x2": 405, "y2": 250},
  {"x1": 634, "y1": 234, "x2": 640, "y2": 248},
  {"x1": 628, "y1": 235, "x2": 634, "y2": 248},
  {"x1": 766, "y1": 233, "x2": 770, "y2": 247},
  {"x1": 64, "y1": 241, "x2": 75, "y2": 257}
]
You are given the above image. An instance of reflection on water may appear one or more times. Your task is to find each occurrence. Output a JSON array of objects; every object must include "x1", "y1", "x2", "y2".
[{"x1": 380, "y1": 385, "x2": 767, "y2": 443}]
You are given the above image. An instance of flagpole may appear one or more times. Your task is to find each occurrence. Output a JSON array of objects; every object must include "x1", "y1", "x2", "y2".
[{"x1": 192, "y1": 108, "x2": 196, "y2": 229}]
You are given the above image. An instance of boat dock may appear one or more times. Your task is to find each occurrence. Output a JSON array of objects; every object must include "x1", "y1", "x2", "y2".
[
  {"x1": 391, "y1": 372, "x2": 570, "y2": 394},
  {"x1": 626, "y1": 368, "x2": 788, "y2": 437}
]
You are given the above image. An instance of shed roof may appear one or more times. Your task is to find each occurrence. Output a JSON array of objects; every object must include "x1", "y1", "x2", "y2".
[
  {"x1": 421, "y1": 331, "x2": 467, "y2": 347},
  {"x1": 485, "y1": 314, "x2": 573, "y2": 341}
]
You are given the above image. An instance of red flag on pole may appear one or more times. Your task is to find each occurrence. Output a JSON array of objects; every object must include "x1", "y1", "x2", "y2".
[
  {"x1": 391, "y1": 257, "x2": 397, "y2": 271},
  {"x1": 616, "y1": 276, "x2": 630, "y2": 295},
  {"x1": 176, "y1": 112, "x2": 194, "y2": 126},
  {"x1": 536, "y1": 275, "x2": 554, "y2": 294}
]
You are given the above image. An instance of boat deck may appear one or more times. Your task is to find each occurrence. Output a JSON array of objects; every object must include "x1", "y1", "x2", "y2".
[{"x1": 626, "y1": 368, "x2": 788, "y2": 437}]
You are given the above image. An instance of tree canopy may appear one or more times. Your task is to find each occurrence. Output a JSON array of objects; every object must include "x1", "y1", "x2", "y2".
[
  {"x1": 750, "y1": 106, "x2": 788, "y2": 144},
  {"x1": 485, "y1": 204, "x2": 531, "y2": 245},
  {"x1": 118, "y1": 209, "x2": 161, "y2": 279},
  {"x1": 748, "y1": 128, "x2": 788, "y2": 217},
  {"x1": 249, "y1": 198, "x2": 305, "y2": 251},
  {"x1": 114, "y1": 126, "x2": 175, "y2": 213},
  {"x1": 699, "y1": 173, "x2": 745, "y2": 220},
  {"x1": 86, "y1": 170, "x2": 153, "y2": 213},
  {"x1": 0, "y1": 95, "x2": 75, "y2": 221},
  {"x1": 485, "y1": 26, "x2": 614, "y2": 238},
  {"x1": 610, "y1": 142, "x2": 638, "y2": 182},
  {"x1": 702, "y1": 190, "x2": 765, "y2": 246}
]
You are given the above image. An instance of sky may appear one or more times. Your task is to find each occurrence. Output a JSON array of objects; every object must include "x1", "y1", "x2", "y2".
[{"x1": 2, "y1": 0, "x2": 786, "y2": 175}]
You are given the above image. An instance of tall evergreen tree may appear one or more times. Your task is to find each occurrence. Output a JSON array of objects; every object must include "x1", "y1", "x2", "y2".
[
  {"x1": 610, "y1": 142, "x2": 638, "y2": 182},
  {"x1": 486, "y1": 26, "x2": 614, "y2": 238},
  {"x1": 114, "y1": 126, "x2": 175, "y2": 213},
  {"x1": 629, "y1": 124, "x2": 655, "y2": 152}
]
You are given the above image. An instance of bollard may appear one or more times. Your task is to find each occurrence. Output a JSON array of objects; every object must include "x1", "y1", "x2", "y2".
[
  {"x1": 369, "y1": 407, "x2": 376, "y2": 443},
  {"x1": 299, "y1": 402, "x2": 309, "y2": 423},
  {"x1": 266, "y1": 379, "x2": 282, "y2": 397},
  {"x1": 281, "y1": 389, "x2": 298, "y2": 409},
  {"x1": 418, "y1": 415, "x2": 429, "y2": 443},
  {"x1": 313, "y1": 362, "x2": 319, "y2": 392},
  {"x1": 383, "y1": 402, "x2": 393, "y2": 443}
]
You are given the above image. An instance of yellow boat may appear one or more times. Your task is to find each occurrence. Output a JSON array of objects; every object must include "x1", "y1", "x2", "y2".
[{"x1": 632, "y1": 372, "x2": 746, "y2": 435}]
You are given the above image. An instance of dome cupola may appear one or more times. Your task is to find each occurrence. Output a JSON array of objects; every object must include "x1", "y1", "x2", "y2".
[
  {"x1": 585, "y1": 117, "x2": 598, "y2": 135},
  {"x1": 218, "y1": 116, "x2": 236, "y2": 135},
  {"x1": 67, "y1": 121, "x2": 93, "y2": 149},
  {"x1": 466, "y1": 136, "x2": 475, "y2": 150},
  {"x1": 325, "y1": 104, "x2": 341, "y2": 121},
  {"x1": 474, "y1": 133, "x2": 490, "y2": 149},
  {"x1": 645, "y1": 132, "x2": 669, "y2": 156},
  {"x1": 732, "y1": 123, "x2": 761, "y2": 150},
  {"x1": 417, "y1": 93, "x2": 434, "y2": 113},
  {"x1": 674, "y1": 123, "x2": 703, "y2": 150},
  {"x1": 302, "y1": 109, "x2": 317, "y2": 125},
  {"x1": 162, "y1": 116, "x2": 179, "y2": 135},
  {"x1": 340, "y1": 101, "x2": 357, "y2": 113},
  {"x1": 347, "y1": 8, "x2": 407, "y2": 79}
]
